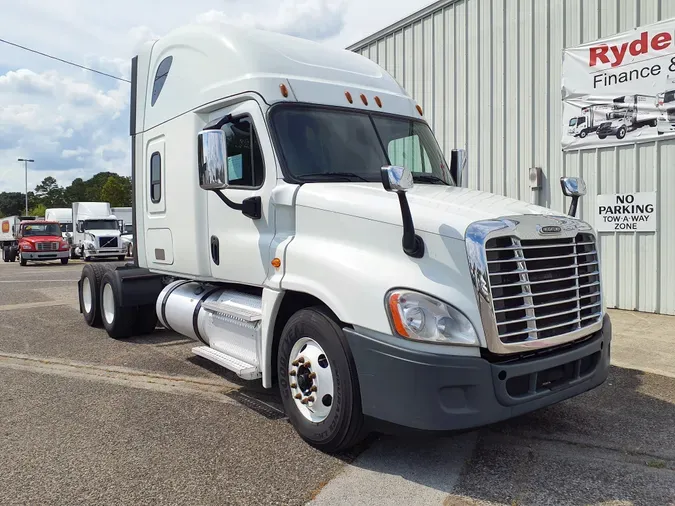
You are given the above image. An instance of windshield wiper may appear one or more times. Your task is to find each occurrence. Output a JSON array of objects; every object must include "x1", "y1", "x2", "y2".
[
  {"x1": 297, "y1": 172, "x2": 371, "y2": 182},
  {"x1": 412, "y1": 173, "x2": 449, "y2": 185}
]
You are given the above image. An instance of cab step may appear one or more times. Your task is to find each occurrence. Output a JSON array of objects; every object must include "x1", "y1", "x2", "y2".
[
  {"x1": 192, "y1": 346, "x2": 261, "y2": 380},
  {"x1": 202, "y1": 297, "x2": 262, "y2": 322}
]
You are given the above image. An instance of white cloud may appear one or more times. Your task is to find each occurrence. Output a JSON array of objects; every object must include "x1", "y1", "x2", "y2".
[{"x1": 0, "y1": 0, "x2": 430, "y2": 194}]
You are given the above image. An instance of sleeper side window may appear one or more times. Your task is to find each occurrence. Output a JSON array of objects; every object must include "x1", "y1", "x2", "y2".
[
  {"x1": 221, "y1": 116, "x2": 265, "y2": 188},
  {"x1": 150, "y1": 152, "x2": 161, "y2": 203},
  {"x1": 151, "y1": 56, "x2": 173, "y2": 107}
]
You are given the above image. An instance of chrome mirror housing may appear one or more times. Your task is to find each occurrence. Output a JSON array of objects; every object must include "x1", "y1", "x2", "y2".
[
  {"x1": 197, "y1": 130, "x2": 229, "y2": 190},
  {"x1": 560, "y1": 176, "x2": 587, "y2": 197},
  {"x1": 381, "y1": 165, "x2": 414, "y2": 192}
]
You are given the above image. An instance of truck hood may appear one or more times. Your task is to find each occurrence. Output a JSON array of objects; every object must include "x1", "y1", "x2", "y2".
[
  {"x1": 84, "y1": 229, "x2": 121, "y2": 237},
  {"x1": 21, "y1": 236, "x2": 62, "y2": 243},
  {"x1": 295, "y1": 183, "x2": 567, "y2": 240}
]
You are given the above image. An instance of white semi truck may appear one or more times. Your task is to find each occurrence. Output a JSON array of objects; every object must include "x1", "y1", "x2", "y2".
[
  {"x1": 72, "y1": 202, "x2": 127, "y2": 261},
  {"x1": 45, "y1": 208, "x2": 74, "y2": 243},
  {"x1": 597, "y1": 94, "x2": 658, "y2": 140},
  {"x1": 77, "y1": 23, "x2": 611, "y2": 452},
  {"x1": 112, "y1": 206, "x2": 134, "y2": 257}
]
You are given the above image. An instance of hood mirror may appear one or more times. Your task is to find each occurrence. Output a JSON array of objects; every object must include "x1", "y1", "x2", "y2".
[
  {"x1": 381, "y1": 165, "x2": 424, "y2": 259},
  {"x1": 450, "y1": 149, "x2": 467, "y2": 187},
  {"x1": 560, "y1": 176, "x2": 586, "y2": 217}
]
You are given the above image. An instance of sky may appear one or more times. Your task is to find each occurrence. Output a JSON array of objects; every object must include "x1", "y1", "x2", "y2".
[{"x1": 0, "y1": 0, "x2": 432, "y2": 194}]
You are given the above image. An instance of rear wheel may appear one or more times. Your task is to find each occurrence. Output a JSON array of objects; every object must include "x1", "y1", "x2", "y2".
[
  {"x1": 100, "y1": 271, "x2": 136, "y2": 338},
  {"x1": 2, "y1": 247, "x2": 8, "y2": 263},
  {"x1": 277, "y1": 306, "x2": 366, "y2": 453},
  {"x1": 616, "y1": 126, "x2": 627, "y2": 139},
  {"x1": 79, "y1": 263, "x2": 114, "y2": 327}
]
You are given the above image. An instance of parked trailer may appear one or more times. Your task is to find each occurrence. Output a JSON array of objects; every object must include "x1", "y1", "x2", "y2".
[
  {"x1": 77, "y1": 23, "x2": 611, "y2": 453},
  {"x1": 1, "y1": 216, "x2": 37, "y2": 262}
]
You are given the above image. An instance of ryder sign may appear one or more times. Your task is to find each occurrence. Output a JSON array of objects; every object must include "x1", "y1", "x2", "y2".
[{"x1": 562, "y1": 19, "x2": 675, "y2": 150}]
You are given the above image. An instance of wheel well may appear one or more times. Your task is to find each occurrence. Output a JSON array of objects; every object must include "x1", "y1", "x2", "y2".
[{"x1": 270, "y1": 291, "x2": 343, "y2": 383}]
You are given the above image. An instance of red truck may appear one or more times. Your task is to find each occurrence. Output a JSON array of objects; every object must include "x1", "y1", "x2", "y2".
[{"x1": 16, "y1": 220, "x2": 70, "y2": 266}]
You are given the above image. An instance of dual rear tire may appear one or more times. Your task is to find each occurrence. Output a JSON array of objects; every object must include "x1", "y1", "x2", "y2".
[{"x1": 79, "y1": 264, "x2": 157, "y2": 338}]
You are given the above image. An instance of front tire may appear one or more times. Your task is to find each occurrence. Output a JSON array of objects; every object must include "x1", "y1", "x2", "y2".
[
  {"x1": 100, "y1": 271, "x2": 136, "y2": 338},
  {"x1": 61, "y1": 258, "x2": 69, "y2": 265},
  {"x1": 277, "y1": 306, "x2": 366, "y2": 453},
  {"x1": 616, "y1": 126, "x2": 627, "y2": 139},
  {"x1": 19, "y1": 253, "x2": 27, "y2": 266}
]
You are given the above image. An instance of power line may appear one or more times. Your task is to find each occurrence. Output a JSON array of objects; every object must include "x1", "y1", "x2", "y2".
[{"x1": 0, "y1": 37, "x2": 130, "y2": 83}]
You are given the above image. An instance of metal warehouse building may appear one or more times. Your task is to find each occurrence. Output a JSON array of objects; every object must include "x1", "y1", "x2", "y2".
[{"x1": 348, "y1": 0, "x2": 675, "y2": 316}]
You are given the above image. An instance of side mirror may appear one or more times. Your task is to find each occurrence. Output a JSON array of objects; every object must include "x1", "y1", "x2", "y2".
[
  {"x1": 380, "y1": 165, "x2": 424, "y2": 259},
  {"x1": 197, "y1": 129, "x2": 229, "y2": 190},
  {"x1": 560, "y1": 176, "x2": 587, "y2": 217},
  {"x1": 76, "y1": 221, "x2": 84, "y2": 233},
  {"x1": 381, "y1": 165, "x2": 413, "y2": 192},
  {"x1": 450, "y1": 149, "x2": 467, "y2": 187}
]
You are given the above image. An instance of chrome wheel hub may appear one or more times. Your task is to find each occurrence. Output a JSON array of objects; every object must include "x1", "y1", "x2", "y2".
[{"x1": 288, "y1": 337, "x2": 333, "y2": 423}]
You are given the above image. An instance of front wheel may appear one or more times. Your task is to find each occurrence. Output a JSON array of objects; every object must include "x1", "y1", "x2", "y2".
[
  {"x1": 61, "y1": 258, "x2": 69, "y2": 265},
  {"x1": 616, "y1": 126, "x2": 627, "y2": 139},
  {"x1": 19, "y1": 253, "x2": 27, "y2": 266},
  {"x1": 579, "y1": 130, "x2": 588, "y2": 138},
  {"x1": 277, "y1": 306, "x2": 366, "y2": 453}
]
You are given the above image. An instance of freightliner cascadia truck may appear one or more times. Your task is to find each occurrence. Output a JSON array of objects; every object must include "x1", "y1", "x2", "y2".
[{"x1": 77, "y1": 23, "x2": 611, "y2": 452}]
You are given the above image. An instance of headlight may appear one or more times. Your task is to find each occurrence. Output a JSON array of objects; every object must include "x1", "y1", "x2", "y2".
[{"x1": 386, "y1": 290, "x2": 478, "y2": 346}]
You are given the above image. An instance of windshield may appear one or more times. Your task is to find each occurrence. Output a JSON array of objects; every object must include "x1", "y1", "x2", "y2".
[
  {"x1": 60, "y1": 223, "x2": 73, "y2": 233},
  {"x1": 569, "y1": 118, "x2": 577, "y2": 126},
  {"x1": 83, "y1": 220, "x2": 118, "y2": 231},
  {"x1": 665, "y1": 90, "x2": 675, "y2": 104},
  {"x1": 271, "y1": 105, "x2": 453, "y2": 185},
  {"x1": 22, "y1": 223, "x2": 62, "y2": 237}
]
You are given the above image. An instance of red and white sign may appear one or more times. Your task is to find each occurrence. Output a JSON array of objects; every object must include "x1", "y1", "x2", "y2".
[{"x1": 562, "y1": 19, "x2": 675, "y2": 151}]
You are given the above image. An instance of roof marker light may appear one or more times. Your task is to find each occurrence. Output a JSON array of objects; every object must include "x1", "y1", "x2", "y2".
[
  {"x1": 374, "y1": 96, "x2": 382, "y2": 108},
  {"x1": 416, "y1": 104, "x2": 423, "y2": 116},
  {"x1": 360, "y1": 94, "x2": 368, "y2": 106},
  {"x1": 345, "y1": 91, "x2": 353, "y2": 103},
  {"x1": 280, "y1": 84, "x2": 289, "y2": 98}
]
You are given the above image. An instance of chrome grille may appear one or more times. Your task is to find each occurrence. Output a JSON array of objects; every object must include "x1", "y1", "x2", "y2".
[
  {"x1": 36, "y1": 241, "x2": 59, "y2": 251},
  {"x1": 485, "y1": 233, "x2": 602, "y2": 345}
]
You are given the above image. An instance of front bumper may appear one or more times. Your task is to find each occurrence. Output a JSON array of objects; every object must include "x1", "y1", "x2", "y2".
[
  {"x1": 657, "y1": 121, "x2": 675, "y2": 133},
  {"x1": 345, "y1": 314, "x2": 611, "y2": 432},
  {"x1": 87, "y1": 249, "x2": 126, "y2": 257},
  {"x1": 21, "y1": 251, "x2": 69, "y2": 260}
]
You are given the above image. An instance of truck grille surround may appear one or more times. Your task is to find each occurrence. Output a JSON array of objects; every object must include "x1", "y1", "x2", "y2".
[
  {"x1": 36, "y1": 242, "x2": 59, "y2": 251},
  {"x1": 466, "y1": 215, "x2": 604, "y2": 355},
  {"x1": 98, "y1": 236, "x2": 118, "y2": 248}
]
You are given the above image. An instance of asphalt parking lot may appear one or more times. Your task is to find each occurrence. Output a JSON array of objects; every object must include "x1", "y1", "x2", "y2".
[{"x1": 0, "y1": 259, "x2": 674, "y2": 505}]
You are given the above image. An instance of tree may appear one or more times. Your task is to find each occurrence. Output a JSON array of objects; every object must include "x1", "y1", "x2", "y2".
[
  {"x1": 0, "y1": 192, "x2": 27, "y2": 217},
  {"x1": 28, "y1": 203, "x2": 47, "y2": 218},
  {"x1": 34, "y1": 177, "x2": 66, "y2": 208},
  {"x1": 64, "y1": 177, "x2": 87, "y2": 203},
  {"x1": 101, "y1": 176, "x2": 131, "y2": 206}
]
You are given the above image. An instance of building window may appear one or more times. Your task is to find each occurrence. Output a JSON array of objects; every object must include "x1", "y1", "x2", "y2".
[
  {"x1": 221, "y1": 116, "x2": 264, "y2": 188},
  {"x1": 151, "y1": 56, "x2": 173, "y2": 107},
  {"x1": 150, "y1": 152, "x2": 161, "y2": 203}
]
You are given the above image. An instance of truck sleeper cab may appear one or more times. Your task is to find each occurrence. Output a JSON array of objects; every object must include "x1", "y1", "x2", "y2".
[{"x1": 77, "y1": 23, "x2": 611, "y2": 453}]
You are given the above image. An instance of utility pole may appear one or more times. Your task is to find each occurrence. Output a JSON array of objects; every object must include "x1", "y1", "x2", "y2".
[{"x1": 17, "y1": 158, "x2": 34, "y2": 215}]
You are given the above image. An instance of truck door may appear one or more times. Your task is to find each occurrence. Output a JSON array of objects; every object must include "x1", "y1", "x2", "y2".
[{"x1": 205, "y1": 100, "x2": 276, "y2": 286}]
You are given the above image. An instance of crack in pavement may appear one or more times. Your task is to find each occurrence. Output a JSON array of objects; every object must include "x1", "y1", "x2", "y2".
[{"x1": 0, "y1": 352, "x2": 242, "y2": 405}]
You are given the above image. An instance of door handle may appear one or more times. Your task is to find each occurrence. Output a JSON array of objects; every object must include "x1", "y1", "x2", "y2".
[{"x1": 210, "y1": 236, "x2": 219, "y2": 265}]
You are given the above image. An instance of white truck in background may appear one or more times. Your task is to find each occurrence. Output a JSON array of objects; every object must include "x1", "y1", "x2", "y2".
[
  {"x1": 72, "y1": 202, "x2": 127, "y2": 261},
  {"x1": 45, "y1": 208, "x2": 74, "y2": 244},
  {"x1": 1, "y1": 215, "x2": 37, "y2": 262},
  {"x1": 567, "y1": 104, "x2": 612, "y2": 139},
  {"x1": 112, "y1": 207, "x2": 134, "y2": 257},
  {"x1": 76, "y1": 23, "x2": 611, "y2": 453}
]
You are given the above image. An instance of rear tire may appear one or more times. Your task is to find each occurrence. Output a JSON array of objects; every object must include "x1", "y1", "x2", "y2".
[
  {"x1": 79, "y1": 263, "x2": 114, "y2": 327},
  {"x1": 100, "y1": 271, "x2": 136, "y2": 339},
  {"x1": 2, "y1": 247, "x2": 8, "y2": 262},
  {"x1": 277, "y1": 306, "x2": 366, "y2": 453}
]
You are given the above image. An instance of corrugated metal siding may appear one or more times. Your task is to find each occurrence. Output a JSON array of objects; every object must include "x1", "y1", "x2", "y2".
[{"x1": 349, "y1": 0, "x2": 675, "y2": 315}]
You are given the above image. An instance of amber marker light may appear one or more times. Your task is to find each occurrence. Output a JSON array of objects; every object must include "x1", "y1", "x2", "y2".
[
  {"x1": 280, "y1": 84, "x2": 289, "y2": 97},
  {"x1": 374, "y1": 96, "x2": 382, "y2": 108},
  {"x1": 388, "y1": 293, "x2": 409, "y2": 338},
  {"x1": 416, "y1": 104, "x2": 423, "y2": 116},
  {"x1": 271, "y1": 258, "x2": 281, "y2": 268},
  {"x1": 345, "y1": 91, "x2": 353, "y2": 103},
  {"x1": 360, "y1": 93, "x2": 368, "y2": 105}
]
